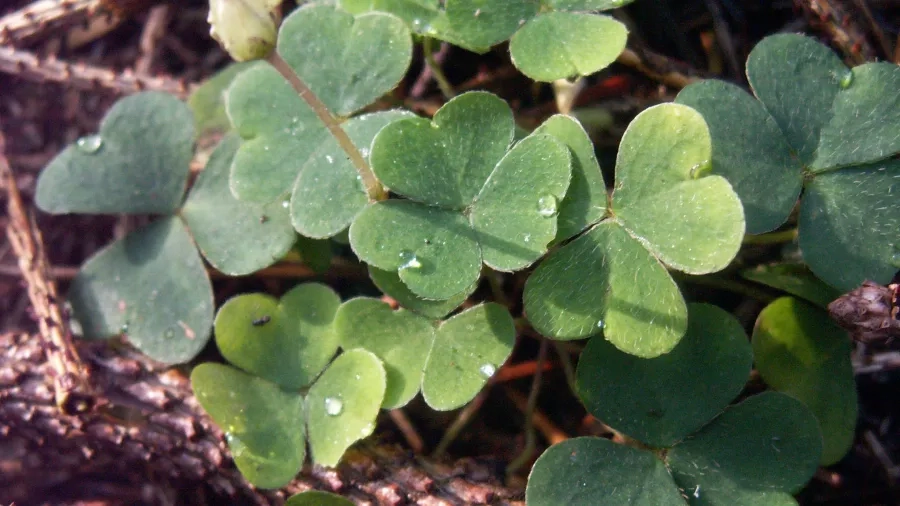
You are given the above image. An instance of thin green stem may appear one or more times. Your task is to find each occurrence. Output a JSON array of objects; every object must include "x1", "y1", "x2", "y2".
[
  {"x1": 266, "y1": 52, "x2": 386, "y2": 201},
  {"x1": 743, "y1": 228, "x2": 797, "y2": 245},
  {"x1": 432, "y1": 387, "x2": 490, "y2": 458},
  {"x1": 506, "y1": 339, "x2": 548, "y2": 477},
  {"x1": 552, "y1": 341, "x2": 578, "y2": 394},
  {"x1": 423, "y1": 37, "x2": 455, "y2": 99}
]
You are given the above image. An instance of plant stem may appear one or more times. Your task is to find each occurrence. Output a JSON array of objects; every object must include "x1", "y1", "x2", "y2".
[
  {"x1": 423, "y1": 37, "x2": 455, "y2": 99},
  {"x1": 552, "y1": 341, "x2": 578, "y2": 394},
  {"x1": 266, "y1": 52, "x2": 386, "y2": 201},
  {"x1": 432, "y1": 387, "x2": 490, "y2": 458},
  {"x1": 506, "y1": 339, "x2": 548, "y2": 477},
  {"x1": 742, "y1": 228, "x2": 797, "y2": 245}
]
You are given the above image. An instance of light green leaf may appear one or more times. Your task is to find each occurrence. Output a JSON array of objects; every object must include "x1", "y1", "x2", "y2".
[
  {"x1": 745, "y1": 34, "x2": 845, "y2": 167},
  {"x1": 526, "y1": 437, "x2": 686, "y2": 506},
  {"x1": 667, "y1": 392, "x2": 822, "y2": 504},
  {"x1": 369, "y1": 266, "x2": 472, "y2": 319},
  {"x1": 545, "y1": 0, "x2": 635, "y2": 9},
  {"x1": 533, "y1": 114, "x2": 607, "y2": 242},
  {"x1": 799, "y1": 159, "x2": 900, "y2": 291},
  {"x1": 336, "y1": 298, "x2": 434, "y2": 408},
  {"x1": 213, "y1": 283, "x2": 342, "y2": 389},
  {"x1": 68, "y1": 217, "x2": 213, "y2": 364},
  {"x1": 182, "y1": 134, "x2": 296, "y2": 275},
  {"x1": 741, "y1": 264, "x2": 841, "y2": 309},
  {"x1": 509, "y1": 12, "x2": 627, "y2": 82},
  {"x1": 286, "y1": 491, "x2": 354, "y2": 506},
  {"x1": 336, "y1": 300, "x2": 515, "y2": 410},
  {"x1": 291, "y1": 110, "x2": 415, "y2": 238},
  {"x1": 192, "y1": 363, "x2": 306, "y2": 489},
  {"x1": 278, "y1": 4, "x2": 412, "y2": 116},
  {"x1": 524, "y1": 221, "x2": 687, "y2": 357},
  {"x1": 440, "y1": 0, "x2": 539, "y2": 51},
  {"x1": 753, "y1": 297, "x2": 857, "y2": 465},
  {"x1": 676, "y1": 80, "x2": 802, "y2": 234},
  {"x1": 813, "y1": 62, "x2": 900, "y2": 170},
  {"x1": 36, "y1": 92, "x2": 194, "y2": 215},
  {"x1": 422, "y1": 302, "x2": 515, "y2": 410},
  {"x1": 614, "y1": 103, "x2": 745, "y2": 274},
  {"x1": 577, "y1": 304, "x2": 752, "y2": 447},
  {"x1": 188, "y1": 62, "x2": 254, "y2": 134},
  {"x1": 350, "y1": 200, "x2": 482, "y2": 299},
  {"x1": 370, "y1": 91, "x2": 514, "y2": 209},
  {"x1": 306, "y1": 349, "x2": 386, "y2": 466},
  {"x1": 470, "y1": 133, "x2": 571, "y2": 271}
]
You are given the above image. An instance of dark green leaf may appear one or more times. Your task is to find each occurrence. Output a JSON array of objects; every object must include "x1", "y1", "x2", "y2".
[
  {"x1": 36, "y1": 92, "x2": 194, "y2": 215},
  {"x1": 69, "y1": 217, "x2": 213, "y2": 364},
  {"x1": 369, "y1": 267, "x2": 472, "y2": 319},
  {"x1": 188, "y1": 62, "x2": 254, "y2": 134},
  {"x1": 740, "y1": 264, "x2": 841, "y2": 308}
]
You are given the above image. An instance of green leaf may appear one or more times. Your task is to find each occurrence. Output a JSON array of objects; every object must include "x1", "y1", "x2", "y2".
[
  {"x1": 278, "y1": 4, "x2": 412, "y2": 116},
  {"x1": 439, "y1": 0, "x2": 539, "y2": 50},
  {"x1": 192, "y1": 363, "x2": 306, "y2": 489},
  {"x1": 295, "y1": 235, "x2": 333, "y2": 274},
  {"x1": 576, "y1": 303, "x2": 752, "y2": 447},
  {"x1": 69, "y1": 217, "x2": 213, "y2": 364},
  {"x1": 306, "y1": 349, "x2": 386, "y2": 466},
  {"x1": 509, "y1": 12, "x2": 627, "y2": 82},
  {"x1": 545, "y1": 0, "x2": 635, "y2": 9},
  {"x1": 740, "y1": 264, "x2": 842, "y2": 309},
  {"x1": 469, "y1": 133, "x2": 571, "y2": 270},
  {"x1": 421, "y1": 302, "x2": 515, "y2": 410},
  {"x1": 36, "y1": 92, "x2": 194, "y2": 215},
  {"x1": 746, "y1": 34, "x2": 845, "y2": 167},
  {"x1": 336, "y1": 299, "x2": 515, "y2": 410},
  {"x1": 188, "y1": 62, "x2": 254, "y2": 134},
  {"x1": 676, "y1": 80, "x2": 802, "y2": 234},
  {"x1": 355, "y1": 92, "x2": 571, "y2": 298},
  {"x1": 182, "y1": 134, "x2": 296, "y2": 275},
  {"x1": 335, "y1": 298, "x2": 434, "y2": 408},
  {"x1": 350, "y1": 200, "x2": 482, "y2": 299},
  {"x1": 371, "y1": 92, "x2": 514, "y2": 209},
  {"x1": 532, "y1": 114, "x2": 607, "y2": 242},
  {"x1": 292, "y1": 110, "x2": 415, "y2": 238},
  {"x1": 524, "y1": 221, "x2": 688, "y2": 357},
  {"x1": 369, "y1": 266, "x2": 472, "y2": 319},
  {"x1": 213, "y1": 283, "x2": 342, "y2": 389},
  {"x1": 526, "y1": 437, "x2": 686, "y2": 506},
  {"x1": 613, "y1": 103, "x2": 745, "y2": 274},
  {"x1": 286, "y1": 491, "x2": 354, "y2": 506},
  {"x1": 227, "y1": 63, "x2": 321, "y2": 202},
  {"x1": 814, "y1": 62, "x2": 900, "y2": 170},
  {"x1": 753, "y1": 297, "x2": 857, "y2": 465},
  {"x1": 667, "y1": 392, "x2": 822, "y2": 504},
  {"x1": 799, "y1": 159, "x2": 900, "y2": 291}
]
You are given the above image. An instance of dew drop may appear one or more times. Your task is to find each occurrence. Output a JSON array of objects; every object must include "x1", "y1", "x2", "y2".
[
  {"x1": 596, "y1": 319, "x2": 605, "y2": 329},
  {"x1": 226, "y1": 432, "x2": 246, "y2": 457},
  {"x1": 324, "y1": 396, "x2": 343, "y2": 416},
  {"x1": 839, "y1": 71, "x2": 853, "y2": 89},
  {"x1": 325, "y1": 155, "x2": 334, "y2": 164},
  {"x1": 479, "y1": 363, "x2": 496, "y2": 377},
  {"x1": 120, "y1": 322, "x2": 130, "y2": 333},
  {"x1": 398, "y1": 249, "x2": 422, "y2": 270},
  {"x1": 281, "y1": 199, "x2": 290, "y2": 209},
  {"x1": 537, "y1": 195, "x2": 558, "y2": 217},
  {"x1": 523, "y1": 233, "x2": 531, "y2": 243},
  {"x1": 76, "y1": 134, "x2": 103, "y2": 153}
]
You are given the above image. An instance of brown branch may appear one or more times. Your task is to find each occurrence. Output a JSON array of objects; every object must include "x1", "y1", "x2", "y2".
[
  {"x1": 0, "y1": 44, "x2": 191, "y2": 98},
  {"x1": 0, "y1": 0, "x2": 96, "y2": 46},
  {"x1": 616, "y1": 46, "x2": 700, "y2": 89},
  {"x1": 1, "y1": 130, "x2": 94, "y2": 416},
  {"x1": 794, "y1": 0, "x2": 878, "y2": 64}
]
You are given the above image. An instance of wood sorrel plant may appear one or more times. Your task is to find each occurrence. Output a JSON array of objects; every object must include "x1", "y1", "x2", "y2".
[{"x1": 33, "y1": 0, "x2": 900, "y2": 504}]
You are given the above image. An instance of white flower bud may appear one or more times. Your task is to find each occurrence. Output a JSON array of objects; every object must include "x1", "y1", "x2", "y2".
[{"x1": 208, "y1": 0, "x2": 281, "y2": 62}]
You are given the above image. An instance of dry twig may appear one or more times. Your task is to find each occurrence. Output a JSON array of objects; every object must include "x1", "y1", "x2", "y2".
[{"x1": 0, "y1": 0, "x2": 96, "y2": 46}]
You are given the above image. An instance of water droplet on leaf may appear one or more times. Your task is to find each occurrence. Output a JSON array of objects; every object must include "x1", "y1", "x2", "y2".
[
  {"x1": 398, "y1": 249, "x2": 422, "y2": 270},
  {"x1": 324, "y1": 396, "x2": 343, "y2": 416},
  {"x1": 479, "y1": 363, "x2": 496, "y2": 377},
  {"x1": 226, "y1": 432, "x2": 246, "y2": 457},
  {"x1": 596, "y1": 319, "x2": 605, "y2": 329},
  {"x1": 281, "y1": 199, "x2": 290, "y2": 209},
  {"x1": 120, "y1": 322, "x2": 130, "y2": 333},
  {"x1": 839, "y1": 71, "x2": 853, "y2": 89},
  {"x1": 537, "y1": 195, "x2": 558, "y2": 217},
  {"x1": 76, "y1": 135, "x2": 103, "y2": 153}
]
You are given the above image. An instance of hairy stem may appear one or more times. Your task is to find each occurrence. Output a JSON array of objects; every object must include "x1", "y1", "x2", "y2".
[
  {"x1": 743, "y1": 227, "x2": 798, "y2": 245},
  {"x1": 506, "y1": 339, "x2": 548, "y2": 477},
  {"x1": 267, "y1": 52, "x2": 386, "y2": 201},
  {"x1": 423, "y1": 37, "x2": 455, "y2": 99}
]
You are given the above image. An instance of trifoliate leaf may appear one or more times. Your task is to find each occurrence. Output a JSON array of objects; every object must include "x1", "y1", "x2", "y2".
[{"x1": 369, "y1": 266, "x2": 473, "y2": 319}]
